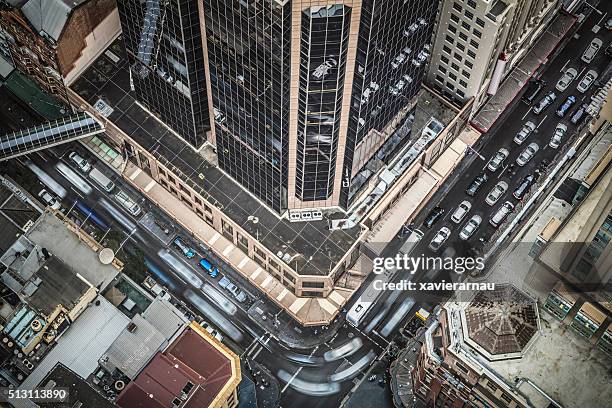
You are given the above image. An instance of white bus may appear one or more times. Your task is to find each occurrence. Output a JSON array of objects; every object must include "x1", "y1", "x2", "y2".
[
  {"x1": 89, "y1": 167, "x2": 115, "y2": 192},
  {"x1": 346, "y1": 228, "x2": 424, "y2": 327},
  {"x1": 55, "y1": 162, "x2": 92, "y2": 195}
]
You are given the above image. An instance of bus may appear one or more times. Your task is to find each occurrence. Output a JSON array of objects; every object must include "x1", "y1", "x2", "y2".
[
  {"x1": 73, "y1": 200, "x2": 109, "y2": 230},
  {"x1": 346, "y1": 228, "x2": 424, "y2": 327}
]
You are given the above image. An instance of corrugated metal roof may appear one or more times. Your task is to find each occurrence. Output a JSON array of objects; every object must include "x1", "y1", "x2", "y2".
[
  {"x1": 20, "y1": 0, "x2": 88, "y2": 42},
  {"x1": 141, "y1": 297, "x2": 188, "y2": 341}
]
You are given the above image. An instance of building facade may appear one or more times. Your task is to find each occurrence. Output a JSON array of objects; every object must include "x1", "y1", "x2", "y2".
[
  {"x1": 0, "y1": 0, "x2": 120, "y2": 106},
  {"x1": 427, "y1": 0, "x2": 558, "y2": 108},
  {"x1": 116, "y1": 0, "x2": 212, "y2": 148},
  {"x1": 202, "y1": 0, "x2": 440, "y2": 213}
]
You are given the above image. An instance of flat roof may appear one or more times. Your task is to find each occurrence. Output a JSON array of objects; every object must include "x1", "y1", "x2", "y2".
[
  {"x1": 37, "y1": 363, "x2": 116, "y2": 408},
  {"x1": 25, "y1": 212, "x2": 120, "y2": 289},
  {"x1": 70, "y1": 38, "x2": 361, "y2": 276}
]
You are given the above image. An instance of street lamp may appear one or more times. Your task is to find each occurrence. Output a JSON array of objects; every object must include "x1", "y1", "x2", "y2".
[{"x1": 466, "y1": 145, "x2": 485, "y2": 161}]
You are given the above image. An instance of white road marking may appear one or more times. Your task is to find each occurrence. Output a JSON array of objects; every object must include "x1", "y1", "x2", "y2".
[
  {"x1": 537, "y1": 115, "x2": 547, "y2": 129},
  {"x1": 577, "y1": 66, "x2": 586, "y2": 78},
  {"x1": 560, "y1": 59, "x2": 570, "y2": 72},
  {"x1": 280, "y1": 345, "x2": 319, "y2": 393},
  {"x1": 35, "y1": 152, "x2": 48, "y2": 162},
  {"x1": 596, "y1": 12, "x2": 607, "y2": 27},
  {"x1": 521, "y1": 107, "x2": 532, "y2": 120}
]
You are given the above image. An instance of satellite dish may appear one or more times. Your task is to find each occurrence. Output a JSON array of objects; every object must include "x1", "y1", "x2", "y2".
[{"x1": 99, "y1": 248, "x2": 115, "y2": 265}]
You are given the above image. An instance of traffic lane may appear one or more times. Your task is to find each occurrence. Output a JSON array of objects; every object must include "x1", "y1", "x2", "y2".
[{"x1": 25, "y1": 151, "x2": 264, "y2": 351}]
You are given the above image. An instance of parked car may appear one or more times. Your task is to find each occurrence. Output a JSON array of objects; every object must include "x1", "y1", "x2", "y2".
[
  {"x1": 218, "y1": 275, "x2": 231, "y2": 289},
  {"x1": 513, "y1": 174, "x2": 535, "y2": 200},
  {"x1": 487, "y1": 148, "x2": 509, "y2": 172},
  {"x1": 423, "y1": 206, "x2": 445, "y2": 228},
  {"x1": 533, "y1": 91, "x2": 556, "y2": 114},
  {"x1": 199, "y1": 258, "x2": 219, "y2": 278},
  {"x1": 68, "y1": 151, "x2": 91, "y2": 173},
  {"x1": 581, "y1": 38, "x2": 602, "y2": 63},
  {"x1": 485, "y1": 181, "x2": 508, "y2": 206},
  {"x1": 516, "y1": 143, "x2": 539, "y2": 167},
  {"x1": 514, "y1": 121, "x2": 536, "y2": 145},
  {"x1": 490, "y1": 201, "x2": 514, "y2": 228},
  {"x1": 114, "y1": 190, "x2": 142, "y2": 217},
  {"x1": 218, "y1": 275, "x2": 247, "y2": 302},
  {"x1": 549, "y1": 123, "x2": 567, "y2": 149},
  {"x1": 466, "y1": 173, "x2": 488, "y2": 197},
  {"x1": 451, "y1": 200, "x2": 471, "y2": 224},
  {"x1": 570, "y1": 104, "x2": 588, "y2": 125},
  {"x1": 555, "y1": 68, "x2": 577, "y2": 92},
  {"x1": 202, "y1": 322, "x2": 223, "y2": 342},
  {"x1": 38, "y1": 189, "x2": 61, "y2": 210},
  {"x1": 522, "y1": 79, "x2": 546, "y2": 105},
  {"x1": 428, "y1": 227, "x2": 451, "y2": 251},
  {"x1": 459, "y1": 215, "x2": 482, "y2": 240},
  {"x1": 577, "y1": 70, "x2": 598, "y2": 93},
  {"x1": 606, "y1": 18, "x2": 612, "y2": 30},
  {"x1": 173, "y1": 237, "x2": 195, "y2": 258},
  {"x1": 88, "y1": 167, "x2": 115, "y2": 192},
  {"x1": 556, "y1": 95, "x2": 576, "y2": 118}
]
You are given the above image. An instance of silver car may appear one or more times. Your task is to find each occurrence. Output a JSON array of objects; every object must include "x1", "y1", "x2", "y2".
[
  {"x1": 581, "y1": 38, "x2": 602, "y2": 63},
  {"x1": 549, "y1": 123, "x2": 567, "y2": 149},
  {"x1": 555, "y1": 68, "x2": 577, "y2": 92},
  {"x1": 485, "y1": 181, "x2": 508, "y2": 206},
  {"x1": 533, "y1": 91, "x2": 556, "y2": 114},
  {"x1": 577, "y1": 70, "x2": 598, "y2": 93},
  {"x1": 514, "y1": 121, "x2": 536, "y2": 145},
  {"x1": 429, "y1": 227, "x2": 451, "y2": 252},
  {"x1": 487, "y1": 148, "x2": 509, "y2": 172},
  {"x1": 451, "y1": 200, "x2": 471, "y2": 224},
  {"x1": 516, "y1": 143, "x2": 539, "y2": 166},
  {"x1": 459, "y1": 215, "x2": 482, "y2": 240}
]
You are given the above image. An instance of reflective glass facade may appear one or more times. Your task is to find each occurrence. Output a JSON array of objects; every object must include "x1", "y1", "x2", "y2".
[
  {"x1": 202, "y1": 0, "x2": 291, "y2": 213},
  {"x1": 340, "y1": 0, "x2": 439, "y2": 207},
  {"x1": 296, "y1": 5, "x2": 351, "y2": 201},
  {"x1": 116, "y1": 0, "x2": 210, "y2": 148}
]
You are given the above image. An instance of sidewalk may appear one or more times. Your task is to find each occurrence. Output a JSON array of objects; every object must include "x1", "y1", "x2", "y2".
[
  {"x1": 471, "y1": 11, "x2": 577, "y2": 133},
  {"x1": 389, "y1": 339, "x2": 423, "y2": 408}
]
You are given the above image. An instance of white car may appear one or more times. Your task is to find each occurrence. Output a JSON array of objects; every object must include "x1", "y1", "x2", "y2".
[
  {"x1": 487, "y1": 148, "x2": 509, "y2": 172},
  {"x1": 549, "y1": 123, "x2": 567, "y2": 149},
  {"x1": 38, "y1": 189, "x2": 61, "y2": 210},
  {"x1": 581, "y1": 38, "x2": 602, "y2": 63},
  {"x1": 459, "y1": 215, "x2": 482, "y2": 240},
  {"x1": 490, "y1": 201, "x2": 514, "y2": 228},
  {"x1": 68, "y1": 152, "x2": 91, "y2": 173},
  {"x1": 555, "y1": 68, "x2": 577, "y2": 92},
  {"x1": 202, "y1": 322, "x2": 223, "y2": 342},
  {"x1": 577, "y1": 70, "x2": 598, "y2": 93},
  {"x1": 429, "y1": 227, "x2": 451, "y2": 252},
  {"x1": 516, "y1": 143, "x2": 539, "y2": 166},
  {"x1": 451, "y1": 200, "x2": 471, "y2": 223},
  {"x1": 485, "y1": 181, "x2": 508, "y2": 206},
  {"x1": 391, "y1": 53, "x2": 406, "y2": 69},
  {"x1": 514, "y1": 121, "x2": 536, "y2": 145}
]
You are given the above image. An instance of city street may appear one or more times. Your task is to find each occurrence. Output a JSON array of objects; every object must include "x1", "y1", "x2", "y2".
[{"x1": 347, "y1": 0, "x2": 612, "y2": 340}]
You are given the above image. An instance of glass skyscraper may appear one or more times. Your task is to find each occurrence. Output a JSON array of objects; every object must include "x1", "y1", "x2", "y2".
[
  {"x1": 203, "y1": 0, "x2": 439, "y2": 213},
  {"x1": 116, "y1": 0, "x2": 211, "y2": 148}
]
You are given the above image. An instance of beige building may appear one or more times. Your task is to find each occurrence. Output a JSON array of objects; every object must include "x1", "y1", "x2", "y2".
[
  {"x1": 0, "y1": 0, "x2": 121, "y2": 106},
  {"x1": 427, "y1": 0, "x2": 559, "y2": 109}
]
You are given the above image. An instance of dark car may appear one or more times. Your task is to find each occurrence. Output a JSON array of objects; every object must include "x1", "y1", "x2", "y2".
[
  {"x1": 423, "y1": 206, "x2": 445, "y2": 229},
  {"x1": 513, "y1": 174, "x2": 535, "y2": 200},
  {"x1": 570, "y1": 104, "x2": 588, "y2": 125},
  {"x1": 556, "y1": 95, "x2": 576, "y2": 118},
  {"x1": 522, "y1": 79, "x2": 546, "y2": 105},
  {"x1": 466, "y1": 173, "x2": 488, "y2": 197}
]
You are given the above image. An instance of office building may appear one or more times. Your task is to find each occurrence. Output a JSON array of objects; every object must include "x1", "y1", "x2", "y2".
[
  {"x1": 427, "y1": 0, "x2": 558, "y2": 108},
  {"x1": 202, "y1": 0, "x2": 440, "y2": 212},
  {"x1": 413, "y1": 284, "x2": 612, "y2": 407},
  {"x1": 116, "y1": 0, "x2": 212, "y2": 148},
  {"x1": 0, "y1": 0, "x2": 120, "y2": 106}
]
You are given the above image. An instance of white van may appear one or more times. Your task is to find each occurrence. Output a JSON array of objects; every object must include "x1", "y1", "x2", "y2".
[
  {"x1": 89, "y1": 167, "x2": 115, "y2": 193},
  {"x1": 114, "y1": 190, "x2": 142, "y2": 217}
]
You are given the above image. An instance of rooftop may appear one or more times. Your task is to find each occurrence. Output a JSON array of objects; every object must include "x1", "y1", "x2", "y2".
[
  {"x1": 462, "y1": 284, "x2": 539, "y2": 360},
  {"x1": 116, "y1": 324, "x2": 240, "y2": 408},
  {"x1": 19, "y1": 0, "x2": 89, "y2": 41},
  {"x1": 70, "y1": 37, "x2": 362, "y2": 276},
  {"x1": 24, "y1": 211, "x2": 120, "y2": 290},
  {"x1": 37, "y1": 363, "x2": 117, "y2": 408}
]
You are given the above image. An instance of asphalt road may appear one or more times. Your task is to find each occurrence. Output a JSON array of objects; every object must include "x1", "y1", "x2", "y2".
[{"x1": 350, "y1": 1, "x2": 612, "y2": 340}]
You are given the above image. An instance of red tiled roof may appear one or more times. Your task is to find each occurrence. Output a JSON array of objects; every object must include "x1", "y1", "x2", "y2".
[{"x1": 116, "y1": 327, "x2": 234, "y2": 408}]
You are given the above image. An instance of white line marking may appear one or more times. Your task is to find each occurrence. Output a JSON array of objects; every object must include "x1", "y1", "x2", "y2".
[
  {"x1": 560, "y1": 59, "x2": 570, "y2": 72},
  {"x1": 522, "y1": 107, "x2": 532, "y2": 120},
  {"x1": 577, "y1": 66, "x2": 586, "y2": 78},
  {"x1": 281, "y1": 367, "x2": 303, "y2": 393},
  {"x1": 537, "y1": 115, "x2": 547, "y2": 129}
]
